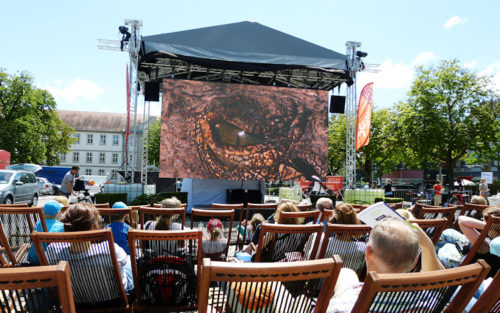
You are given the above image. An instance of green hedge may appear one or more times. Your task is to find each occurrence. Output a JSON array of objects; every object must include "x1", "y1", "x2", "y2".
[
  {"x1": 130, "y1": 192, "x2": 188, "y2": 206},
  {"x1": 374, "y1": 197, "x2": 404, "y2": 203},
  {"x1": 309, "y1": 195, "x2": 336, "y2": 208},
  {"x1": 95, "y1": 193, "x2": 128, "y2": 206}
]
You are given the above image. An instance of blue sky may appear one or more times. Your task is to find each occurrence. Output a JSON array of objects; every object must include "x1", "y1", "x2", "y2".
[{"x1": 1, "y1": 0, "x2": 499, "y2": 116}]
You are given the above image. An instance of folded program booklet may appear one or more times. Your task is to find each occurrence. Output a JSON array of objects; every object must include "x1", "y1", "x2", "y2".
[{"x1": 357, "y1": 202, "x2": 405, "y2": 228}]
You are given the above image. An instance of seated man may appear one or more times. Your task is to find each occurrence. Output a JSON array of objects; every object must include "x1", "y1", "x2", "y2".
[
  {"x1": 327, "y1": 218, "x2": 443, "y2": 313},
  {"x1": 315, "y1": 197, "x2": 334, "y2": 223}
]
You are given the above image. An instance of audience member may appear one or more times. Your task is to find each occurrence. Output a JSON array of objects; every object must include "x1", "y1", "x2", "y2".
[
  {"x1": 316, "y1": 197, "x2": 334, "y2": 223},
  {"x1": 202, "y1": 218, "x2": 227, "y2": 260},
  {"x1": 144, "y1": 197, "x2": 182, "y2": 230},
  {"x1": 479, "y1": 178, "x2": 490, "y2": 200},
  {"x1": 105, "y1": 201, "x2": 130, "y2": 254},
  {"x1": 27, "y1": 201, "x2": 65, "y2": 265},
  {"x1": 396, "y1": 208, "x2": 415, "y2": 220},
  {"x1": 239, "y1": 213, "x2": 265, "y2": 244},
  {"x1": 470, "y1": 195, "x2": 487, "y2": 205},
  {"x1": 433, "y1": 180, "x2": 443, "y2": 206}
]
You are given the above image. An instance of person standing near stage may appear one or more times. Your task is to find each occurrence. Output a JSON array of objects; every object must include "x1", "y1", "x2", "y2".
[
  {"x1": 59, "y1": 166, "x2": 79, "y2": 199},
  {"x1": 433, "y1": 180, "x2": 443, "y2": 206},
  {"x1": 479, "y1": 178, "x2": 490, "y2": 200},
  {"x1": 384, "y1": 179, "x2": 393, "y2": 197}
]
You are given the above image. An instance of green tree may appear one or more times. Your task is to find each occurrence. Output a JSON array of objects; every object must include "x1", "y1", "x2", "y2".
[
  {"x1": 147, "y1": 118, "x2": 161, "y2": 166},
  {"x1": 328, "y1": 114, "x2": 347, "y2": 175},
  {"x1": 0, "y1": 70, "x2": 75, "y2": 165},
  {"x1": 397, "y1": 60, "x2": 499, "y2": 189}
]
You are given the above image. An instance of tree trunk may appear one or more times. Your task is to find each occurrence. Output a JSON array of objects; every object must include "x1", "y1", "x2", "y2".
[{"x1": 446, "y1": 159, "x2": 456, "y2": 194}]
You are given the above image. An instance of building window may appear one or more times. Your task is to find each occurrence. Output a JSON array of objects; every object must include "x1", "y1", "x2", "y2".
[
  {"x1": 111, "y1": 170, "x2": 117, "y2": 179},
  {"x1": 87, "y1": 134, "x2": 93, "y2": 144},
  {"x1": 85, "y1": 169, "x2": 92, "y2": 175},
  {"x1": 86, "y1": 152, "x2": 93, "y2": 163},
  {"x1": 73, "y1": 152, "x2": 79, "y2": 163},
  {"x1": 60, "y1": 154, "x2": 66, "y2": 162},
  {"x1": 74, "y1": 133, "x2": 80, "y2": 144},
  {"x1": 98, "y1": 169, "x2": 105, "y2": 176},
  {"x1": 112, "y1": 153, "x2": 119, "y2": 164},
  {"x1": 100, "y1": 134, "x2": 106, "y2": 145},
  {"x1": 99, "y1": 153, "x2": 105, "y2": 164},
  {"x1": 113, "y1": 135, "x2": 119, "y2": 145}
]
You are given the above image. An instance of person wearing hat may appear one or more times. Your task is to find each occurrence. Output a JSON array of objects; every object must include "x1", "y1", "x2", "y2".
[
  {"x1": 202, "y1": 218, "x2": 227, "y2": 261},
  {"x1": 27, "y1": 200, "x2": 64, "y2": 264},
  {"x1": 105, "y1": 202, "x2": 130, "y2": 254}
]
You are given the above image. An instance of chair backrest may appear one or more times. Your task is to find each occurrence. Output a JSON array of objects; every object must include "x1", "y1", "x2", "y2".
[
  {"x1": 350, "y1": 260, "x2": 490, "y2": 313},
  {"x1": 0, "y1": 203, "x2": 29, "y2": 207},
  {"x1": 278, "y1": 210, "x2": 321, "y2": 224},
  {"x1": 417, "y1": 206, "x2": 457, "y2": 228},
  {"x1": 317, "y1": 223, "x2": 371, "y2": 276},
  {"x1": 154, "y1": 203, "x2": 187, "y2": 209},
  {"x1": 468, "y1": 268, "x2": 500, "y2": 313},
  {"x1": 32, "y1": 229, "x2": 128, "y2": 307},
  {"x1": 461, "y1": 215, "x2": 500, "y2": 266},
  {"x1": 297, "y1": 204, "x2": 314, "y2": 211},
  {"x1": 387, "y1": 202, "x2": 403, "y2": 209},
  {"x1": 0, "y1": 206, "x2": 47, "y2": 263},
  {"x1": 453, "y1": 203, "x2": 491, "y2": 228},
  {"x1": 255, "y1": 223, "x2": 322, "y2": 262},
  {"x1": 190, "y1": 208, "x2": 234, "y2": 261},
  {"x1": 342, "y1": 204, "x2": 369, "y2": 211},
  {"x1": 0, "y1": 261, "x2": 76, "y2": 313},
  {"x1": 409, "y1": 218, "x2": 448, "y2": 245},
  {"x1": 246, "y1": 202, "x2": 278, "y2": 220},
  {"x1": 138, "y1": 206, "x2": 186, "y2": 230},
  {"x1": 94, "y1": 203, "x2": 110, "y2": 208},
  {"x1": 97, "y1": 208, "x2": 133, "y2": 228},
  {"x1": 0, "y1": 222, "x2": 15, "y2": 266},
  {"x1": 212, "y1": 203, "x2": 245, "y2": 246},
  {"x1": 199, "y1": 256, "x2": 343, "y2": 313},
  {"x1": 128, "y1": 229, "x2": 202, "y2": 309}
]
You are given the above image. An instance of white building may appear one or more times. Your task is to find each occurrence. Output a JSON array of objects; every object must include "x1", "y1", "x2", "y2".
[{"x1": 57, "y1": 110, "x2": 156, "y2": 181}]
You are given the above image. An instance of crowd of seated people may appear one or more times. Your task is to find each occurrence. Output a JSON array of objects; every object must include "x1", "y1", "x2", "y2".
[{"x1": 3, "y1": 195, "x2": 498, "y2": 312}]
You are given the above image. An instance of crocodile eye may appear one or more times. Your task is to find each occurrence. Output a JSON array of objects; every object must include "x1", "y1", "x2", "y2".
[{"x1": 211, "y1": 120, "x2": 264, "y2": 147}]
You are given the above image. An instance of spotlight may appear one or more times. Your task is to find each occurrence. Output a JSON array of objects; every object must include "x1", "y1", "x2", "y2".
[
  {"x1": 119, "y1": 26, "x2": 131, "y2": 51},
  {"x1": 356, "y1": 51, "x2": 368, "y2": 58},
  {"x1": 119, "y1": 26, "x2": 129, "y2": 34}
]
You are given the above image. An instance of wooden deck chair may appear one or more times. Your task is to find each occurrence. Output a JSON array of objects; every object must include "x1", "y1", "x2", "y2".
[
  {"x1": 278, "y1": 210, "x2": 321, "y2": 224},
  {"x1": 349, "y1": 260, "x2": 490, "y2": 313},
  {"x1": 212, "y1": 203, "x2": 245, "y2": 247},
  {"x1": 0, "y1": 261, "x2": 75, "y2": 313},
  {"x1": 317, "y1": 224, "x2": 371, "y2": 276},
  {"x1": 468, "y1": 268, "x2": 500, "y2": 313},
  {"x1": 93, "y1": 203, "x2": 110, "y2": 208},
  {"x1": 453, "y1": 203, "x2": 491, "y2": 229},
  {"x1": 460, "y1": 216, "x2": 500, "y2": 275},
  {"x1": 255, "y1": 223, "x2": 322, "y2": 262},
  {"x1": 128, "y1": 229, "x2": 202, "y2": 311},
  {"x1": 410, "y1": 218, "x2": 448, "y2": 245},
  {"x1": 246, "y1": 202, "x2": 278, "y2": 220},
  {"x1": 198, "y1": 256, "x2": 343, "y2": 313},
  {"x1": 154, "y1": 203, "x2": 187, "y2": 209},
  {"x1": 0, "y1": 223, "x2": 15, "y2": 266},
  {"x1": 190, "y1": 208, "x2": 234, "y2": 261},
  {"x1": 0, "y1": 203, "x2": 29, "y2": 207},
  {"x1": 97, "y1": 208, "x2": 134, "y2": 229},
  {"x1": 416, "y1": 206, "x2": 457, "y2": 228},
  {"x1": 387, "y1": 202, "x2": 403, "y2": 209},
  {"x1": 297, "y1": 203, "x2": 314, "y2": 211},
  {"x1": 32, "y1": 229, "x2": 129, "y2": 310},
  {"x1": 138, "y1": 206, "x2": 186, "y2": 230},
  {"x1": 0, "y1": 206, "x2": 47, "y2": 264}
]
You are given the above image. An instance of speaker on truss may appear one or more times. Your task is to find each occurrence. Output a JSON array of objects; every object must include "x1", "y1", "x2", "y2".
[
  {"x1": 329, "y1": 95, "x2": 346, "y2": 114},
  {"x1": 144, "y1": 82, "x2": 160, "y2": 102}
]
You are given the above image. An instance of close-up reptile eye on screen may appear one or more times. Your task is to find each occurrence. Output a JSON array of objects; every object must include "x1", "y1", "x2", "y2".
[{"x1": 159, "y1": 79, "x2": 328, "y2": 181}]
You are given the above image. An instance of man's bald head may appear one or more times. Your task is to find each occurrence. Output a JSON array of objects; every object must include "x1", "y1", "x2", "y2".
[{"x1": 316, "y1": 198, "x2": 333, "y2": 212}]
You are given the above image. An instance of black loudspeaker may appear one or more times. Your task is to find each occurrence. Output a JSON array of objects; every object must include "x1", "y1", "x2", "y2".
[
  {"x1": 330, "y1": 95, "x2": 346, "y2": 114},
  {"x1": 247, "y1": 189, "x2": 263, "y2": 204},
  {"x1": 144, "y1": 82, "x2": 159, "y2": 102}
]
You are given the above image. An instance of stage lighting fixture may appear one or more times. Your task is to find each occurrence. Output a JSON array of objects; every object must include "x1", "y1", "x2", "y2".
[
  {"x1": 119, "y1": 26, "x2": 129, "y2": 34},
  {"x1": 356, "y1": 51, "x2": 368, "y2": 58}
]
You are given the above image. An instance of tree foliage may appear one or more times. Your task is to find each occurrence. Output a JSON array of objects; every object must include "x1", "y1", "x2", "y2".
[
  {"x1": 397, "y1": 59, "x2": 499, "y2": 187},
  {"x1": 147, "y1": 118, "x2": 161, "y2": 166},
  {"x1": 0, "y1": 70, "x2": 75, "y2": 165}
]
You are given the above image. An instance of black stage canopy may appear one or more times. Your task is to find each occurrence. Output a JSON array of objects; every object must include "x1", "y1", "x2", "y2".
[{"x1": 139, "y1": 21, "x2": 352, "y2": 90}]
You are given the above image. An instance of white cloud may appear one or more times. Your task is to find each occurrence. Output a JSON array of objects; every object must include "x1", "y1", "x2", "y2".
[
  {"x1": 41, "y1": 79, "x2": 103, "y2": 104},
  {"x1": 479, "y1": 61, "x2": 500, "y2": 92},
  {"x1": 358, "y1": 59, "x2": 414, "y2": 90},
  {"x1": 412, "y1": 52, "x2": 435, "y2": 66},
  {"x1": 464, "y1": 60, "x2": 478, "y2": 69},
  {"x1": 444, "y1": 16, "x2": 468, "y2": 29}
]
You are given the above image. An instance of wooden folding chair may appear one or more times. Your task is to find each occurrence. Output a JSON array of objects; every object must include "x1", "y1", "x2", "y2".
[
  {"x1": 416, "y1": 205, "x2": 457, "y2": 228},
  {"x1": 0, "y1": 223, "x2": 15, "y2": 266},
  {"x1": 0, "y1": 203, "x2": 29, "y2": 207},
  {"x1": 246, "y1": 202, "x2": 277, "y2": 220},
  {"x1": 0, "y1": 206, "x2": 47, "y2": 264},
  {"x1": 317, "y1": 224, "x2": 371, "y2": 276},
  {"x1": 0, "y1": 261, "x2": 75, "y2": 313},
  {"x1": 255, "y1": 223, "x2": 322, "y2": 262},
  {"x1": 199, "y1": 256, "x2": 343, "y2": 313},
  {"x1": 32, "y1": 229, "x2": 129, "y2": 310},
  {"x1": 212, "y1": 203, "x2": 244, "y2": 247},
  {"x1": 154, "y1": 203, "x2": 187, "y2": 209},
  {"x1": 461, "y1": 216, "x2": 500, "y2": 273},
  {"x1": 453, "y1": 203, "x2": 491, "y2": 229},
  {"x1": 468, "y1": 268, "x2": 500, "y2": 313},
  {"x1": 278, "y1": 210, "x2": 321, "y2": 224},
  {"x1": 138, "y1": 206, "x2": 186, "y2": 230},
  {"x1": 128, "y1": 229, "x2": 202, "y2": 311},
  {"x1": 349, "y1": 260, "x2": 490, "y2": 313},
  {"x1": 98, "y1": 208, "x2": 134, "y2": 228},
  {"x1": 190, "y1": 208, "x2": 234, "y2": 260},
  {"x1": 297, "y1": 203, "x2": 314, "y2": 211},
  {"x1": 410, "y1": 218, "x2": 448, "y2": 245},
  {"x1": 94, "y1": 203, "x2": 110, "y2": 208}
]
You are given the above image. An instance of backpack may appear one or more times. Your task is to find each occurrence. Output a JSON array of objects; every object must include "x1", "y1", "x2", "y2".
[{"x1": 137, "y1": 249, "x2": 196, "y2": 305}]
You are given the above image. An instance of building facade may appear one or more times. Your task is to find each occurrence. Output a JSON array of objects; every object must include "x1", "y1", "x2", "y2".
[{"x1": 57, "y1": 111, "x2": 155, "y2": 181}]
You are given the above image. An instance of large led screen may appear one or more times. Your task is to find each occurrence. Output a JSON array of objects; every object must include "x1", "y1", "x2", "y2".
[{"x1": 159, "y1": 79, "x2": 328, "y2": 181}]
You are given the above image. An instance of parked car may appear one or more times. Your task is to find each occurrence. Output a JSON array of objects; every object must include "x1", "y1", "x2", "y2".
[
  {"x1": 37, "y1": 177, "x2": 55, "y2": 195},
  {"x1": 0, "y1": 170, "x2": 40, "y2": 206},
  {"x1": 6, "y1": 163, "x2": 42, "y2": 172}
]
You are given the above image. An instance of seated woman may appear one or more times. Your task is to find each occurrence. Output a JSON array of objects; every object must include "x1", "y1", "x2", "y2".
[
  {"x1": 45, "y1": 203, "x2": 134, "y2": 301},
  {"x1": 144, "y1": 197, "x2": 183, "y2": 231},
  {"x1": 202, "y1": 218, "x2": 227, "y2": 260},
  {"x1": 437, "y1": 206, "x2": 500, "y2": 269}
]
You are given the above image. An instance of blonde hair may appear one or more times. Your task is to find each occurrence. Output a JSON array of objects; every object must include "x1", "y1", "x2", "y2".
[
  {"x1": 161, "y1": 197, "x2": 182, "y2": 208},
  {"x1": 330, "y1": 204, "x2": 361, "y2": 225},
  {"x1": 54, "y1": 196, "x2": 69, "y2": 207},
  {"x1": 155, "y1": 197, "x2": 181, "y2": 230},
  {"x1": 274, "y1": 202, "x2": 303, "y2": 224},
  {"x1": 396, "y1": 209, "x2": 415, "y2": 220},
  {"x1": 209, "y1": 227, "x2": 223, "y2": 241},
  {"x1": 250, "y1": 213, "x2": 265, "y2": 231},
  {"x1": 471, "y1": 195, "x2": 487, "y2": 205}
]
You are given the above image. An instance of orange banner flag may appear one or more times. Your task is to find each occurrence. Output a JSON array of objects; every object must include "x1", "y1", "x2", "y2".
[{"x1": 356, "y1": 83, "x2": 374, "y2": 151}]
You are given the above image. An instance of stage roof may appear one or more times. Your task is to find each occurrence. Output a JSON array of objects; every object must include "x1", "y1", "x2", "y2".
[{"x1": 139, "y1": 21, "x2": 352, "y2": 90}]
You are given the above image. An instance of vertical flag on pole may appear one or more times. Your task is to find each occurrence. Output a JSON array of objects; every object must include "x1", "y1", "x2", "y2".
[
  {"x1": 355, "y1": 83, "x2": 374, "y2": 151},
  {"x1": 125, "y1": 64, "x2": 130, "y2": 165}
]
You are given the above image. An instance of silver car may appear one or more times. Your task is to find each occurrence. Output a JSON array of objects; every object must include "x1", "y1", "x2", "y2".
[
  {"x1": 0, "y1": 170, "x2": 40, "y2": 206},
  {"x1": 37, "y1": 177, "x2": 55, "y2": 195}
]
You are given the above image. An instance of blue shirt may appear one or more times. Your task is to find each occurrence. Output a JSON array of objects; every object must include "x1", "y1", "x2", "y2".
[
  {"x1": 106, "y1": 222, "x2": 130, "y2": 255},
  {"x1": 27, "y1": 219, "x2": 64, "y2": 265}
]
